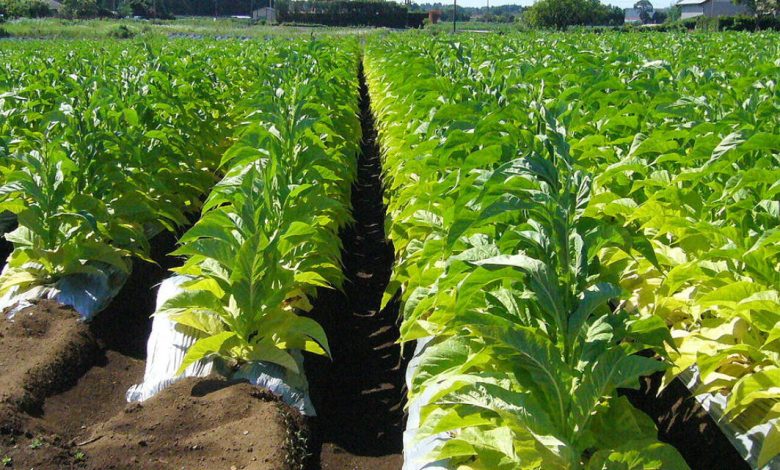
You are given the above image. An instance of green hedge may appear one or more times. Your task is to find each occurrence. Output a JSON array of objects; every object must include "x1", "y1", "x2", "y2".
[
  {"x1": 680, "y1": 15, "x2": 780, "y2": 31},
  {"x1": 571, "y1": 16, "x2": 780, "y2": 33},
  {"x1": 567, "y1": 23, "x2": 685, "y2": 32},
  {"x1": 277, "y1": 0, "x2": 422, "y2": 28}
]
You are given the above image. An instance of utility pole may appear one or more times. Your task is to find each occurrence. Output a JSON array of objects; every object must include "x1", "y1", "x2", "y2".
[{"x1": 453, "y1": 0, "x2": 456, "y2": 32}]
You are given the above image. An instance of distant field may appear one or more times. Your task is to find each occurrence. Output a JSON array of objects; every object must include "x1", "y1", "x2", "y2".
[
  {"x1": 424, "y1": 20, "x2": 527, "y2": 33},
  {"x1": 0, "y1": 17, "x2": 375, "y2": 39}
]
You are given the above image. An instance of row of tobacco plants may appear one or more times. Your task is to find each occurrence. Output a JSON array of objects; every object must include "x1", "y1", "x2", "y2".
[
  {"x1": 366, "y1": 31, "x2": 778, "y2": 469},
  {"x1": 0, "y1": 39, "x2": 274, "y2": 311},
  {"x1": 0, "y1": 34, "x2": 363, "y2": 408},
  {"x1": 157, "y1": 39, "x2": 361, "y2": 383}
]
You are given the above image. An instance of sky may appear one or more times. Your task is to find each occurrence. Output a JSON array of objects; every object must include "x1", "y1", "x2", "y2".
[{"x1": 389, "y1": 0, "x2": 676, "y2": 10}]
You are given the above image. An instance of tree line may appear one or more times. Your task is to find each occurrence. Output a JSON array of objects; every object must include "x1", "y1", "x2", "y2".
[
  {"x1": 7, "y1": 0, "x2": 773, "y2": 30},
  {"x1": 0, "y1": 0, "x2": 426, "y2": 22}
]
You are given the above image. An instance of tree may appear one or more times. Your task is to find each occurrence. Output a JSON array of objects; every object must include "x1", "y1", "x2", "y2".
[
  {"x1": 733, "y1": 0, "x2": 779, "y2": 15},
  {"x1": 0, "y1": 0, "x2": 52, "y2": 17},
  {"x1": 275, "y1": 0, "x2": 420, "y2": 27},
  {"x1": 666, "y1": 4, "x2": 681, "y2": 21},
  {"x1": 524, "y1": 0, "x2": 623, "y2": 28},
  {"x1": 601, "y1": 4, "x2": 624, "y2": 25},
  {"x1": 633, "y1": 0, "x2": 654, "y2": 23},
  {"x1": 61, "y1": 0, "x2": 100, "y2": 17},
  {"x1": 126, "y1": 0, "x2": 170, "y2": 18}
]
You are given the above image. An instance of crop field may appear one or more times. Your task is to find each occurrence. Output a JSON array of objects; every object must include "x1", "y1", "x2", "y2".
[{"x1": 0, "y1": 30, "x2": 778, "y2": 470}]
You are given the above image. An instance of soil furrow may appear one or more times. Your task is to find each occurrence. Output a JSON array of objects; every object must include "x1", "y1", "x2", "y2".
[{"x1": 305, "y1": 62, "x2": 405, "y2": 470}]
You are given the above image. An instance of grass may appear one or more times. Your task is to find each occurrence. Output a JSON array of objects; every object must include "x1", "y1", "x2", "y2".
[
  {"x1": 28, "y1": 437, "x2": 44, "y2": 450},
  {"x1": 0, "y1": 17, "x2": 377, "y2": 40},
  {"x1": 0, "y1": 17, "x2": 524, "y2": 40}
]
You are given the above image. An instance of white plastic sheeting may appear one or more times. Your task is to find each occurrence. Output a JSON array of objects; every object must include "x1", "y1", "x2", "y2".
[
  {"x1": 0, "y1": 224, "x2": 162, "y2": 321},
  {"x1": 402, "y1": 336, "x2": 450, "y2": 470},
  {"x1": 680, "y1": 367, "x2": 780, "y2": 470},
  {"x1": 126, "y1": 275, "x2": 316, "y2": 416},
  {"x1": 0, "y1": 262, "x2": 128, "y2": 321}
]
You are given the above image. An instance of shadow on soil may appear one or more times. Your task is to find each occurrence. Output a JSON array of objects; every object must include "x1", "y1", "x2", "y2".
[
  {"x1": 89, "y1": 230, "x2": 180, "y2": 358},
  {"x1": 304, "y1": 64, "x2": 407, "y2": 468},
  {"x1": 622, "y1": 364, "x2": 750, "y2": 470}
]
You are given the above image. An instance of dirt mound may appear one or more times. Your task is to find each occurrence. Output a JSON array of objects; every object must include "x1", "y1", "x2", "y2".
[
  {"x1": 0, "y1": 300, "x2": 98, "y2": 416},
  {"x1": 0, "y1": 300, "x2": 101, "y2": 468},
  {"x1": 81, "y1": 377, "x2": 298, "y2": 470},
  {"x1": 41, "y1": 350, "x2": 145, "y2": 439},
  {"x1": 0, "y1": 233, "x2": 300, "y2": 469},
  {"x1": 318, "y1": 443, "x2": 403, "y2": 470}
]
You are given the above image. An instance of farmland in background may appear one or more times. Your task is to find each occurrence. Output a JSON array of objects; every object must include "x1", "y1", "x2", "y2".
[{"x1": 0, "y1": 17, "x2": 371, "y2": 40}]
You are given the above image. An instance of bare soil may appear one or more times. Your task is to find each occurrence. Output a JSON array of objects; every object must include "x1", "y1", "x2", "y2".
[
  {"x1": 40, "y1": 350, "x2": 145, "y2": 440},
  {"x1": 0, "y1": 301, "x2": 101, "y2": 469},
  {"x1": 0, "y1": 232, "x2": 170, "y2": 468},
  {"x1": 0, "y1": 230, "x2": 298, "y2": 469},
  {"x1": 0, "y1": 301, "x2": 98, "y2": 417},
  {"x1": 81, "y1": 377, "x2": 293, "y2": 470},
  {"x1": 303, "y1": 63, "x2": 406, "y2": 470}
]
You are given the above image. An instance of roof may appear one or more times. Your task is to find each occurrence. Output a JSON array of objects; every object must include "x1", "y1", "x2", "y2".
[{"x1": 677, "y1": 0, "x2": 708, "y2": 5}]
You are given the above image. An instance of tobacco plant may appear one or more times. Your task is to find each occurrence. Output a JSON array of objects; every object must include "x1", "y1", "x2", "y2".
[
  {"x1": 366, "y1": 35, "x2": 689, "y2": 469},
  {"x1": 0, "y1": 40, "x2": 259, "y2": 304},
  {"x1": 369, "y1": 32, "x2": 779, "y2": 468},
  {"x1": 158, "y1": 39, "x2": 360, "y2": 379}
]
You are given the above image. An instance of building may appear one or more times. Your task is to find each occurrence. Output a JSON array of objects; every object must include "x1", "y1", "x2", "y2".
[
  {"x1": 252, "y1": 7, "x2": 276, "y2": 22},
  {"x1": 677, "y1": 0, "x2": 750, "y2": 18},
  {"x1": 624, "y1": 8, "x2": 642, "y2": 22}
]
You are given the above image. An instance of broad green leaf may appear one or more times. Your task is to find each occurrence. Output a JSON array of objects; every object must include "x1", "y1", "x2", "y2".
[{"x1": 176, "y1": 331, "x2": 239, "y2": 376}]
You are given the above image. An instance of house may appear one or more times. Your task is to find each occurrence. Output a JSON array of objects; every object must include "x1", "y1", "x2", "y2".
[
  {"x1": 624, "y1": 8, "x2": 642, "y2": 22},
  {"x1": 252, "y1": 7, "x2": 276, "y2": 22},
  {"x1": 677, "y1": 0, "x2": 750, "y2": 18}
]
